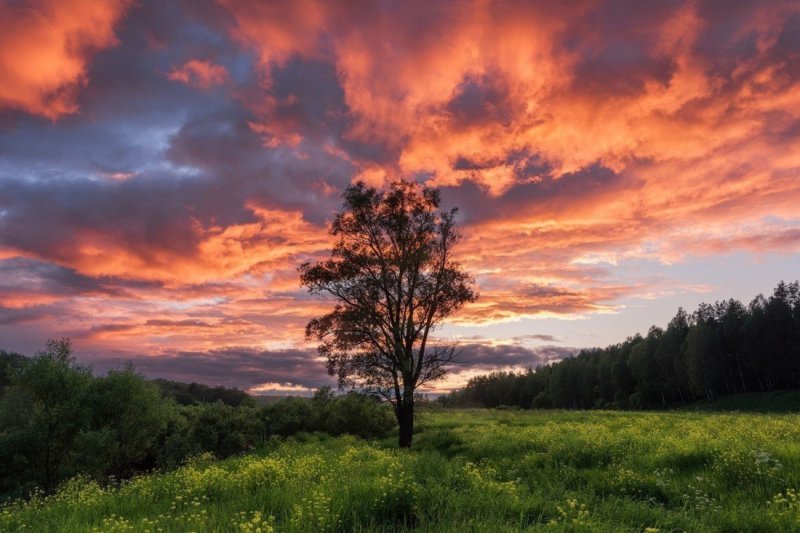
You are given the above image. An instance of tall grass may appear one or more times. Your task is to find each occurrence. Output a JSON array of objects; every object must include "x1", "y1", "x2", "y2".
[{"x1": 3, "y1": 409, "x2": 800, "y2": 531}]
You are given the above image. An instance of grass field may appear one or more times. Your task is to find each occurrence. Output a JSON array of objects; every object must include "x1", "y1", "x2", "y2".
[{"x1": 3, "y1": 409, "x2": 800, "y2": 532}]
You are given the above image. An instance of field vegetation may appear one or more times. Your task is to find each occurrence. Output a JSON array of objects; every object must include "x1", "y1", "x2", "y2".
[{"x1": 3, "y1": 409, "x2": 800, "y2": 532}]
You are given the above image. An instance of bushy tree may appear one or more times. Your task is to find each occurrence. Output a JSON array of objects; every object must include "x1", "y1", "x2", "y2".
[
  {"x1": 261, "y1": 390, "x2": 396, "y2": 440},
  {"x1": 177, "y1": 402, "x2": 263, "y2": 459},
  {"x1": 301, "y1": 181, "x2": 476, "y2": 447},
  {"x1": 261, "y1": 397, "x2": 314, "y2": 437},
  {"x1": 313, "y1": 388, "x2": 396, "y2": 438},
  {"x1": 78, "y1": 365, "x2": 170, "y2": 479},
  {"x1": 155, "y1": 379, "x2": 254, "y2": 407},
  {"x1": 0, "y1": 339, "x2": 91, "y2": 493}
]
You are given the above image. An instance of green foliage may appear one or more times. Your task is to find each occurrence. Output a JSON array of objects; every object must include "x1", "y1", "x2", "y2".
[
  {"x1": 0, "y1": 343, "x2": 396, "y2": 502},
  {"x1": 311, "y1": 387, "x2": 396, "y2": 438},
  {"x1": 261, "y1": 388, "x2": 396, "y2": 439},
  {"x1": 0, "y1": 339, "x2": 92, "y2": 495},
  {"x1": 77, "y1": 366, "x2": 170, "y2": 479},
  {"x1": 4, "y1": 409, "x2": 800, "y2": 531},
  {"x1": 0, "y1": 350, "x2": 26, "y2": 397},
  {"x1": 262, "y1": 397, "x2": 314, "y2": 437},
  {"x1": 154, "y1": 378, "x2": 254, "y2": 407},
  {"x1": 531, "y1": 391, "x2": 552, "y2": 409},
  {"x1": 175, "y1": 402, "x2": 263, "y2": 459}
]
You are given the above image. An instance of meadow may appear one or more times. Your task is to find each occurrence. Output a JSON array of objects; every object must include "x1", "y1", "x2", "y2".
[{"x1": 2, "y1": 409, "x2": 800, "y2": 532}]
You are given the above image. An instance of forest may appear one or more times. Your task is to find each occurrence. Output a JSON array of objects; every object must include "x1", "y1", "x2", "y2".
[{"x1": 441, "y1": 281, "x2": 800, "y2": 410}]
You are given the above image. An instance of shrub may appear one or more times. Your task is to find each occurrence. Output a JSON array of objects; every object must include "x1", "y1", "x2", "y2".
[
  {"x1": 261, "y1": 390, "x2": 396, "y2": 439},
  {"x1": 261, "y1": 397, "x2": 314, "y2": 437},
  {"x1": 532, "y1": 391, "x2": 552, "y2": 409},
  {"x1": 320, "y1": 392, "x2": 396, "y2": 438},
  {"x1": 180, "y1": 402, "x2": 263, "y2": 459},
  {"x1": 78, "y1": 366, "x2": 170, "y2": 479}
]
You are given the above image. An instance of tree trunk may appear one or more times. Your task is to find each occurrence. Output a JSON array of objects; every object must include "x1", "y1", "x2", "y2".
[
  {"x1": 398, "y1": 397, "x2": 414, "y2": 448},
  {"x1": 737, "y1": 360, "x2": 747, "y2": 392}
]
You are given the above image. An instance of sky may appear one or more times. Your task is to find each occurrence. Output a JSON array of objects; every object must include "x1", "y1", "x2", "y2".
[{"x1": 1, "y1": 0, "x2": 800, "y2": 395}]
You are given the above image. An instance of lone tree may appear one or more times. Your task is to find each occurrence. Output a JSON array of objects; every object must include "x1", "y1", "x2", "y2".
[{"x1": 300, "y1": 181, "x2": 476, "y2": 447}]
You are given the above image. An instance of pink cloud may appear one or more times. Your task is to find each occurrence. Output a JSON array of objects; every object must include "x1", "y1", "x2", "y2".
[
  {"x1": 168, "y1": 59, "x2": 229, "y2": 89},
  {"x1": 2, "y1": 0, "x2": 800, "y2": 390},
  {"x1": 0, "y1": 0, "x2": 130, "y2": 119}
]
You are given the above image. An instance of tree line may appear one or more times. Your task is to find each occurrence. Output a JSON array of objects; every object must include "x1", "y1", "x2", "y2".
[
  {"x1": 0, "y1": 340, "x2": 395, "y2": 501},
  {"x1": 441, "y1": 281, "x2": 800, "y2": 410},
  {"x1": 153, "y1": 378, "x2": 254, "y2": 407}
]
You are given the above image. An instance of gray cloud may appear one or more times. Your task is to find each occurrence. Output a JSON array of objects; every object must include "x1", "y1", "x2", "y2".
[
  {"x1": 452, "y1": 343, "x2": 575, "y2": 371},
  {"x1": 83, "y1": 347, "x2": 329, "y2": 391}
]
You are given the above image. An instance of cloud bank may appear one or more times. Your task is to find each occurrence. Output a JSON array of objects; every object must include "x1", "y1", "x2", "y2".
[{"x1": 2, "y1": 0, "x2": 799, "y2": 391}]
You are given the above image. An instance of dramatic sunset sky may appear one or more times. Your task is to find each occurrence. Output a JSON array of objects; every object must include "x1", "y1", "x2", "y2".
[{"x1": 2, "y1": 0, "x2": 800, "y2": 394}]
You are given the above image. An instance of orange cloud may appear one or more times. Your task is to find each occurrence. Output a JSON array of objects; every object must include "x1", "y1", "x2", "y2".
[
  {"x1": 3, "y1": 0, "x2": 800, "y2": 391},
  {"x1": 219, "y1": 0, "x2": 800, "y2": 231},
  {"x1": 2, "y1": 204, "x2": 330, "y2": 286},
  {"x1": 168, "y1": 59, "x2": 229, "y2": 89},
  {"x1": 0, "y1": 0, "x2": 130, "y2": 119}
]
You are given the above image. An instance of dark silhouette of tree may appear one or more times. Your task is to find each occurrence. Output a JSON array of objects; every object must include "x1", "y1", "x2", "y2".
[
  {"x1": 441, "y1": 280, "x2": 800, "y2": 411},
  {"x1": 659, "y1": 308, "x2": 690, "y2": 403},
  {"x1": 0, "y1": 350, "x2": 26, "y2": 397},
  {"x1": 300, "y1": 180, "x2": 476, "y2": 447},
  {"x1": 629, "y1": 327, "x2": 663, "y2": 407},
  {"x1": 154, "y1": 379, "x2": 254, "y2": 407}
]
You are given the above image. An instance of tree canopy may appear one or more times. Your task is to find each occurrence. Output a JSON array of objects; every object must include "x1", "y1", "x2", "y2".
[{"x1": 300, "y1": 180, "x2": 476, "y2": 446}]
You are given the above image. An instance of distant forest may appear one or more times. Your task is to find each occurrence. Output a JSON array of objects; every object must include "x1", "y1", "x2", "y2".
[{"x1": 441, "y1": 281, "x2": 800, "y2": 410}]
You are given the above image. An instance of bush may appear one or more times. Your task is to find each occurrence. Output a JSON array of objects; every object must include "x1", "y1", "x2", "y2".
[
  {"x1": 628, "y1": 392, "x2": 644, "y2": 409},
  {"x1": 181, "y1": 402, "x2": 263, "y2": 458},
  {"x1": 261, "y1": 397, "x2": 314, "y2": 437},
  {"x1": 319, "y1": 391, "x2": 396, "y2": 438},
  {"x1": 0, "y1": 340, "x2": 91, "y2": 495},
  {"x1": 261, "y1": 390, "x2": 396, "y2": 439},
  {"x1": 532, "y1": 391, "x2": 552, "y2": 409},
  {"x1": 78, "y1": 366, "x2": 170, "y2": 479}
]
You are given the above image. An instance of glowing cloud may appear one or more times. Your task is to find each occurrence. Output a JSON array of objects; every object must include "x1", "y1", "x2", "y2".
[
  {"x1": 1, "y1": 0, "x2": 799, "y2": 390},
  {"x1": 0, "y1": 0, "x2": 130, "y2": 119},
  {"x1": 168, "y1": 59, "x2": 229, "y2": 89}
]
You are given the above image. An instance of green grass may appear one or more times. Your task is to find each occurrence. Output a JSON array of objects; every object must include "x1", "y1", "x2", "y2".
[{"x1": 3, "y1": 409, "x2": 800, "y2": 531}]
